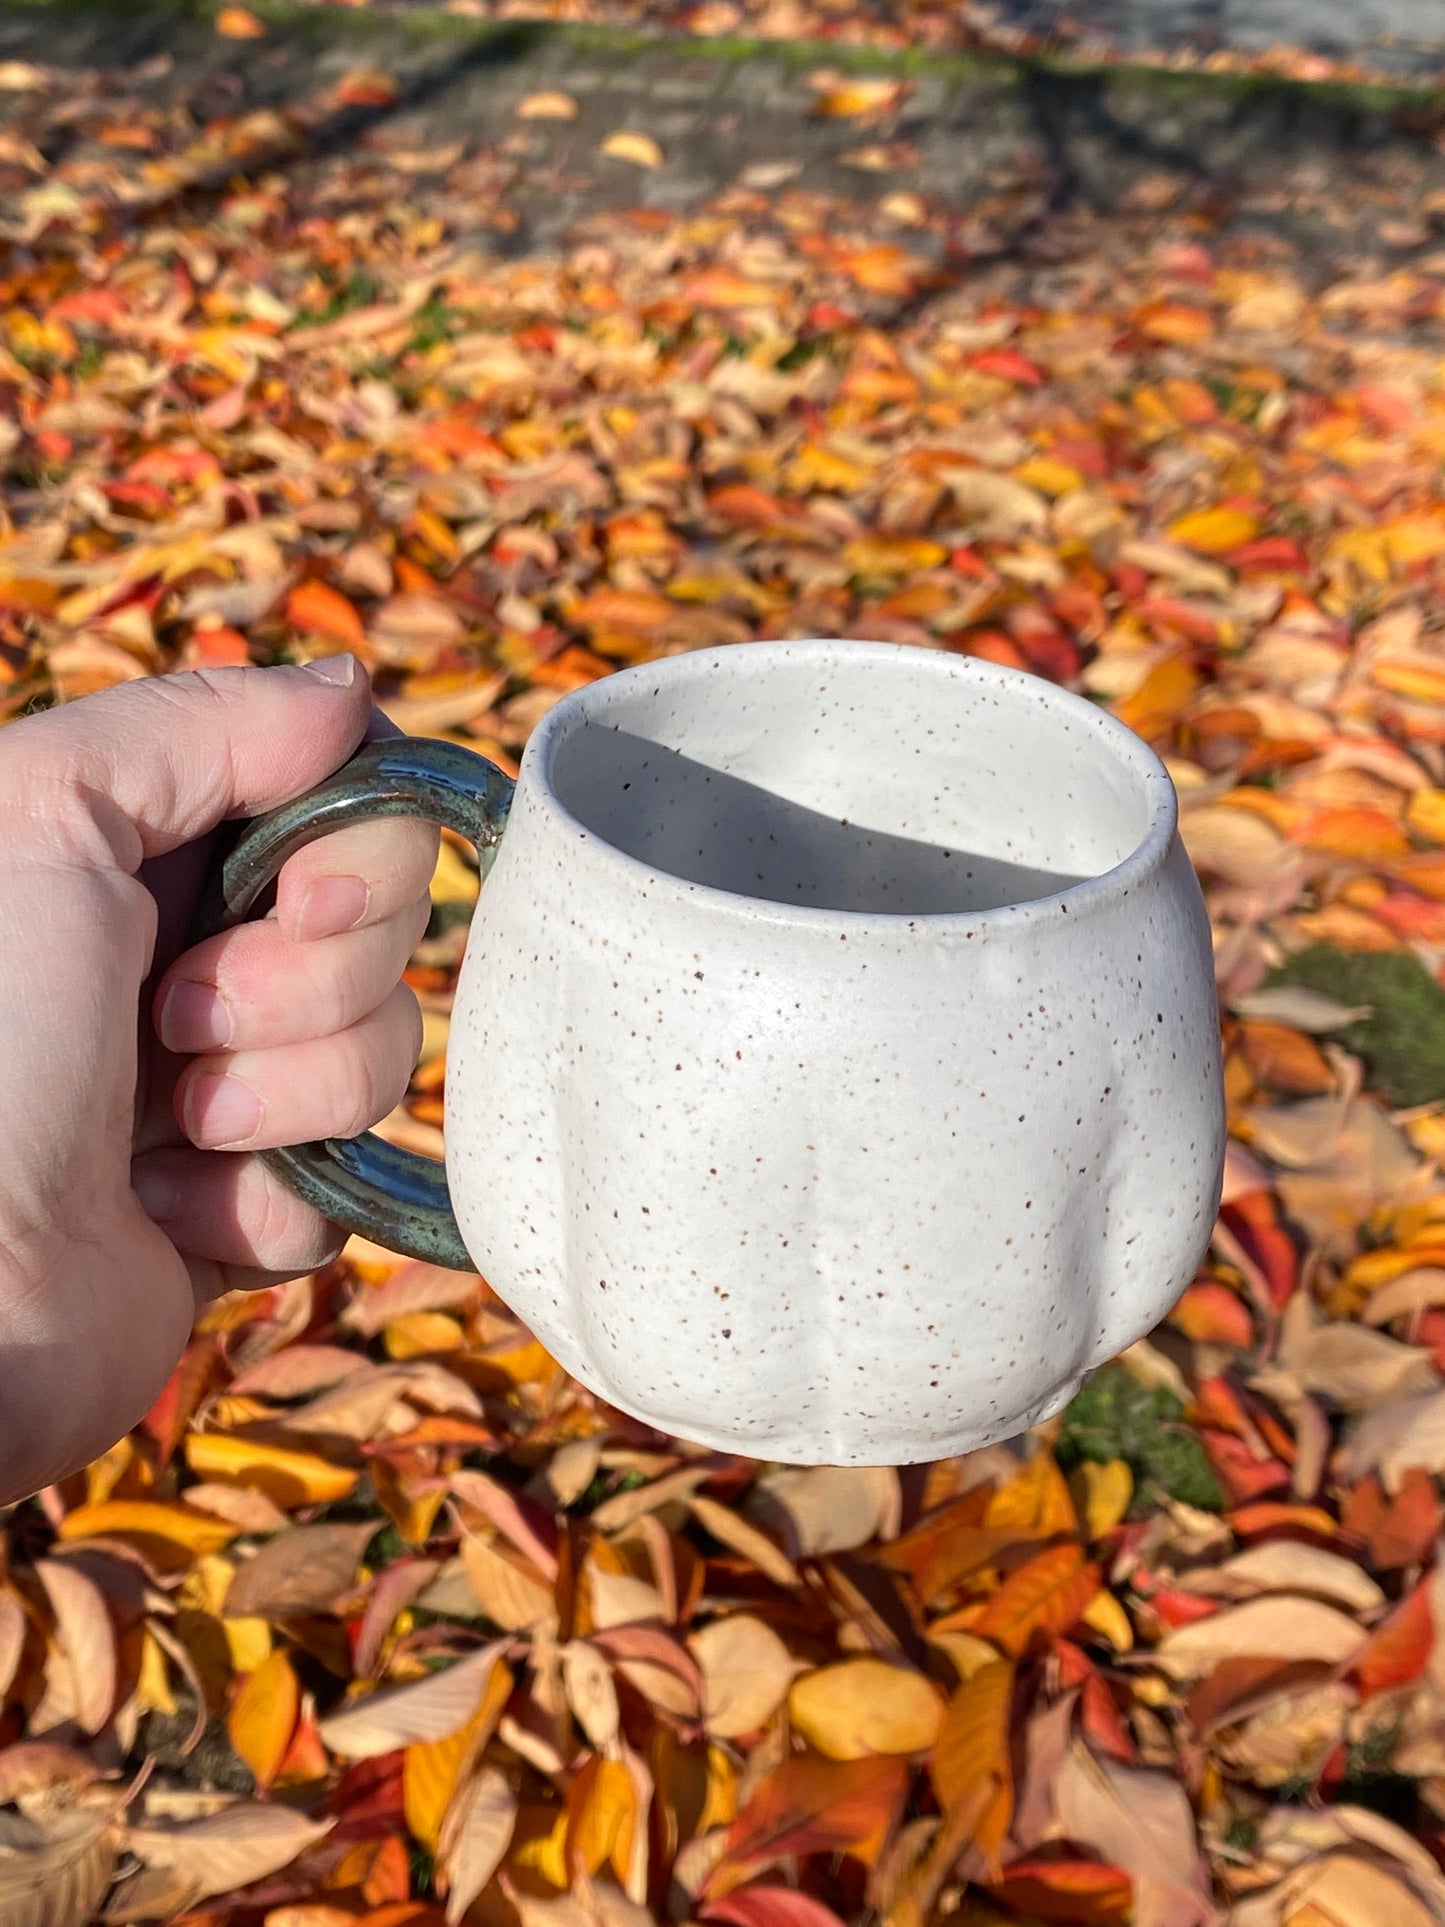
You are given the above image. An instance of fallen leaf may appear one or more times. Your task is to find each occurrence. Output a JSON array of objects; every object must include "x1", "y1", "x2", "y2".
[
  {"x1": 228, "y1": 1649, "x2": 300, "y2": 1789},
  {"x1": 319, "y1": 1640, "x2": 509, "y2": 1758},
  {"x1": 690, "y1": 1616, "x2": 800, "y2": 1739},
  {"x1": 787, "y1": 1659, "x2": 945, "y2": 1760},
  {"x1": 601, "y1": 132, "x2": 663, "y2": 168},
  {"x1": 224, "y1": 1521, "x2": 376, "y2": 1619},
  {"x1": 438, "y1": 1764, "x2": 517, "y2": 1926}
]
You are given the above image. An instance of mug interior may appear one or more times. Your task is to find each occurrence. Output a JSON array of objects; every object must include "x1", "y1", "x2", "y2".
[{"x1": 544, "y1": 642, "x2": 1162, "y2": 918}]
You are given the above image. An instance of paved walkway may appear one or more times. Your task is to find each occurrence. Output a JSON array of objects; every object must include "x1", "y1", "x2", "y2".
[{"x1": 2, "y1": 1, "x2": 1442, "y2": 284}]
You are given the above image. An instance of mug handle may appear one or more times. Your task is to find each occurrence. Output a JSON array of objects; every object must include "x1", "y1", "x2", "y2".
[{"x1": 192, "y1": 735, "x2": 515, "y2": 1272}]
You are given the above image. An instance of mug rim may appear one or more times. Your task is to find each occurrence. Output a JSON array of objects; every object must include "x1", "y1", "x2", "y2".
[{"x1": 522, "y1": 638, "x2": 1179, "y2": 933}]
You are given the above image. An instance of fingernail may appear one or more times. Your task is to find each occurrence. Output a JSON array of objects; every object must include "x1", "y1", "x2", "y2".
[
  {"x1": 185, "y1": 1071, "x2": 263, "y2": 1149},
  {"x1": 133, "y1": 1162, "x2": 180, "y2": 1222},
  {"x1": 302, "y1": 653, "x2": 358, "y2": 687},
  {"x1": 295, "y1": 873, "x2": 370, "y2": 941},
  {"x1": 159, "y1": 980, "x2": 234, "y2": 1053}
]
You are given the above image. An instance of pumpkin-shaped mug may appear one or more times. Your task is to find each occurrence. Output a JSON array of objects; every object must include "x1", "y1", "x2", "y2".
[{"x1": 203, "y1": 639, "x2": 1226, "y2": 1465}]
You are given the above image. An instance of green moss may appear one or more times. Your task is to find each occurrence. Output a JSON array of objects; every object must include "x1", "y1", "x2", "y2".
[
  {"x1": 1265, "y1": 943, "x2": 1445, "y2": 1107},
  {"x1": 1057, "y1": 1362, "x2": 1224, "y2": 1512}
]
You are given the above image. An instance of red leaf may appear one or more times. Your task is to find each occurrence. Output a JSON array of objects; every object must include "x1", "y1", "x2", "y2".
[
  {"x1": 139, "y1": 1336, "x2": 222, "y2": 1471},
  {"x1": 1147, "y1": 1589, "x2": 1221, "y2": 1631},
  {"x1": 1349, "y1": 1579, "x2": 1434, "y2": 1699},
  {"x1": 1080, "y1": 1673, "x2": 1137, "y2": 1765},
  {"x1": 1220, "y1": 1195, "x2": 1297, "y2": 1309},
  {"x1": 969, "y1": 349, "x2": 1045, "y2": 385},
  {"x1": 1198, "y1": 1431, "x2": 1289, "y2": 1506}
]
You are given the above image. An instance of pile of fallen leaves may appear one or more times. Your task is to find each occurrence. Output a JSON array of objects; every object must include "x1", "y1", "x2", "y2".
[{"x1": 11, "y1": 24, "x2": 1445, "y2": 1927}]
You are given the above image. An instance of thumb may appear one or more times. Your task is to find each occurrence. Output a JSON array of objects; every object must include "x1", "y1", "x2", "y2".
[{"x1": 10, "y1": 658, "x2": 371, "y2": 864}]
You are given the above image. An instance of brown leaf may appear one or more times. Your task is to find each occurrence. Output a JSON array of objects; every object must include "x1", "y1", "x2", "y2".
[
  {"x1": 689, "y1": 1616, "x2": 799, "y2": 1740},
  {"x1": 438, "y1": 1764, "x2": 517, "y2": 1926},
  {"x1": 31, "y1": 1559, "x2": 116, "y2": 1737},
  {"x1": 0, "y1": 1799, "x2": 119, "y2": 1927},
  {"x1": 318, "y1": 1639, "x2": 509, "y2": 1759},
  {"x1": 223, "y1": 1522, "x2": 376, "y2": 1620},
  {"x1": 1156, "y1": 1596, "x2": 1366, "y2": 1677},
  {"x1": 124, "y1": 1805, "x2": 333, "y2": 1907}
]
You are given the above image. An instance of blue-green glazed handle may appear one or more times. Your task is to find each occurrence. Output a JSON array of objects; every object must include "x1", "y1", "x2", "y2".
[{"x1": 194, "y1": 737, "x2": 515, "y2": 1271}]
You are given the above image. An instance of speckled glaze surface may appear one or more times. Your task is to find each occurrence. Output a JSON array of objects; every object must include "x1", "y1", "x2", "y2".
[{"x1": 442, "y1": 639, "x2": 1226, "y2": 1465}]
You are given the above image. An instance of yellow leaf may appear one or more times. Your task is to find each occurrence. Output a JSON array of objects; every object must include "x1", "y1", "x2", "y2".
[
  {"x1": 431, "y1": 839, "x2": 479, "y2": 908},
  {"x1": 383, "y1": 1312, "x2": 465, "y2": 1358},
  {"x1": 601, "y1": 132, "x2": 663, "y2": 169},
  {"x1": 222, "y1": 1616, "x2": 273, "y2": 1673},
  {"x1": 569, "y1": 1757, "x2": 635, "y2": 1882},
  {"x1": 813, "y1": 78, "x2": 906, "y2": 118},
  {"x1": 228, "y1": 1649, "x2": 299, "y2": 1789},
  {"x1": 842, "y1": 536, "x2": 947, "y2": 577},
  {"x1": 1014, "y1": 456, "x2": 1085, "y2": 497},
  {"x1": 1079, "y1": 1590, "x2": 1134, "y2": 1652},
  {"x1": 786, "y1": 443, "x2": 873, "y2": 494},
  {"x1": 403, "y1": 1657, "x2": 512, "y2": 1852},
  {"x1": 517, "y1": 91, "x2": 578, "y2": 119},
  {"x1": 135, "y1": 1628, "x2": 176, "y2": 1717},
  {"x1": 1071, "y1": 1460, "x2": 1133, "y2": 1541},
  {"x1": 1407, "y1": 790, "x2": 1445, "y2": 845},
  {"x1": 788, "y1": 1659, "x2": 945, "y2": 1760},
  {"x1": 58, "y1": 1500, "x2": 238, "y2": 1566},
  {"x1": 215, "y1": 6, "x2": 266, "y2": 35},
  {"x1": 985, "y1": 1452, "x2": 1077, "y2": 1538},
  {"x1": 183, "y1": 1433, "x2": 359, "y2": 1507},
  {"x1": 1168, "y1": 507, "x2": 1260, "y2": 554}
]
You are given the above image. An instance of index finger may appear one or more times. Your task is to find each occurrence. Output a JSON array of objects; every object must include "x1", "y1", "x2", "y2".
[{"x1": 273, "y1": 813, "x2": 441, "y2": 942}]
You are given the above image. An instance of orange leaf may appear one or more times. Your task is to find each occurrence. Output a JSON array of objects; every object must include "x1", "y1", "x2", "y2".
[
  {"x1": 989, "y1": 1858, "x2": 1132, "y2": 1923},
  {"x1": 567, "y1": 1754, "x2": 636, "y2": 1884},
  {"x1": 215, "y1": 6, "x2": 266, "y2": 36},
  {"x1": 286, "y1": 580, "x2": 366, "y2": 650},
  {"x1": 1168, "y1": 507, "x2": 1260, "y2": 553},
  {"x1": 1168, "y1": 1282, "x2": 1254, "y2": 1347},
  {"x1": 984, "y1": 1452, "x2": 1077, "y2": 1538},
  {"x1": 931, "y1": 1658, "x2": 1014, "y2": 1812},
  {"x1": 228, "y1": 1649, "x2": 300, "y2": 1789},
  {"x1": 1113, "y1": 650, "x2": 1201, "y2": 738},
  {"x1": 1342, "y1": 1471, "x2": 1443, "y2": 1570},
  {"x1": 336, "y1": 70, "x2": 399, "y2": 108},
  {"x1": 1349, "y1": 1579, "x2": 1433, "y2": 1698},
  {"x1": 717, "y1": 1755, "x2": 908, "y2": 1881},
  {"x1": 973, "y1": 1546, "x2": 1099, "y2": 1657},
  {"x1": 1134, "y1": 302, "x2": 1213, "y2": 346},
  {"x1": 682, "y1": 270, "x2": 781, "y2": 309}
]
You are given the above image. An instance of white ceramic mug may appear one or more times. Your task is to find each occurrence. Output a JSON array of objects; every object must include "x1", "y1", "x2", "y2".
[{"x1": 206, "y1": 640, "x2": 1225, "y2": 1464}]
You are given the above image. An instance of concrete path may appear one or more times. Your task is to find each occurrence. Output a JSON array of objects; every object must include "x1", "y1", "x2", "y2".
[{"x1": 0, "y1": 1, "x2": 1442, "y2": 283}]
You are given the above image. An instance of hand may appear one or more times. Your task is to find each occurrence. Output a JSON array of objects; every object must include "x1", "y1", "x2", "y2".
[{"x1": 0, "y1": 659, "x2": 438, "y2": 1503}]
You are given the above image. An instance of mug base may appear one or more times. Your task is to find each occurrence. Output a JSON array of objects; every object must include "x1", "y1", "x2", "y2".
[{"x1": 581, "y1": 1366, "x2": 1093, "y2": 1468}]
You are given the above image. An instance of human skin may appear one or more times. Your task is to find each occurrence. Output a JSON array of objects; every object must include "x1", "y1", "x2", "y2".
[{"x1": 0, "y1": 658, "x2": 438, "y2": 1503}]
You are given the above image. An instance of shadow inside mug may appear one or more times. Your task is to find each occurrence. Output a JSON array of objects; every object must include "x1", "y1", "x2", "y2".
[{"x1": 554, "y1": 727, "x2": 1091, "y2": 916}]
